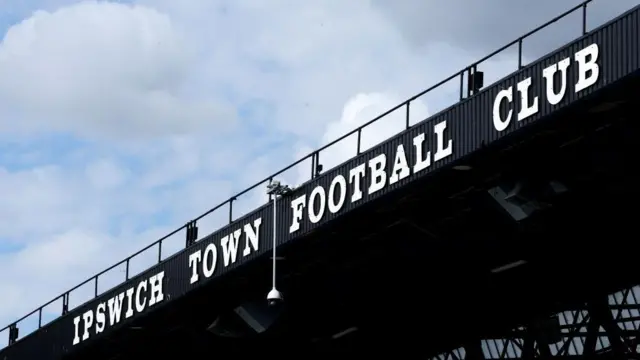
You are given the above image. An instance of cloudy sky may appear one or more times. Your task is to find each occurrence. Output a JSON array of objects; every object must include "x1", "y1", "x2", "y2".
[{"x1": 0, "y1": 0, "x2": 638, "y2": 347}]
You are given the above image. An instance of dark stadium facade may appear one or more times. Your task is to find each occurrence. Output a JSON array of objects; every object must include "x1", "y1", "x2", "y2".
[{"x1": 2, "y1": 1, "x2": 640, "y2": 358}]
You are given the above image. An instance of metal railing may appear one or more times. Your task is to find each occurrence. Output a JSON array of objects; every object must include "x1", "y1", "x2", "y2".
[{"x1": 1, "y1": 0, "x2": 594, "y2": 348}]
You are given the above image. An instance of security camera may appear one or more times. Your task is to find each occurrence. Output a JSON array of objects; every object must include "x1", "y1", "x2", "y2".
[
  {"x1": 266, "y1": 181, "x2": 280, "y2": 192},
  {"x1": 267, "y1": 288, "x2": 283, "y2": 307}
]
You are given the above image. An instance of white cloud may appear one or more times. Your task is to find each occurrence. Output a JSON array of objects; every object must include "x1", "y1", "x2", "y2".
[
  {"x1": 0, "y1": 1, "x2": 235, "y2": 140},
  {"x1": 293, "y1": 92, "x2": 430, "y2": 187},
  {"x1": 12, "y1": 229, "x2": 109, "y2": 278},
  {"x1": 0, "y1": 0, "x2": 632, "y2": 347},
  {"x1": 377, "y1": 0, "x2": 640, "y2": 56},
  {"x1": 85, "y1": 158, "x2": 129, "y2": 189}
]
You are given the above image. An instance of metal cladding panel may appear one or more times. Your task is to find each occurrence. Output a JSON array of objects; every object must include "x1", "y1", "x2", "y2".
[{"x1": 1, "y1": 5, "x2": 639, "y2": 360}]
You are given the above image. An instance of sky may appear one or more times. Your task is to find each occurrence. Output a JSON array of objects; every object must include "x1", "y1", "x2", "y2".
[{"x1": 0, "y1": 0, "x2": 638, "y2": 348}]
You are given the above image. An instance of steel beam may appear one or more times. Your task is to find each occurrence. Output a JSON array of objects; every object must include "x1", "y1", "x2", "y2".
[{"x1": 431, "y1": 285, "x2": 640, "y2": 360}]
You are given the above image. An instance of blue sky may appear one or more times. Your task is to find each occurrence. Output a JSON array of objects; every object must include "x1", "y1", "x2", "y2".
[{"x1": 0, "y1": 0, "x2": 638, "y2": 349}]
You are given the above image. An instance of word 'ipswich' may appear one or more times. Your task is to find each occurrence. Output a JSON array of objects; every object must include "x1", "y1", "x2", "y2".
[{"x1": 73, "y1": 271, "x2": 165, "y2": 346}]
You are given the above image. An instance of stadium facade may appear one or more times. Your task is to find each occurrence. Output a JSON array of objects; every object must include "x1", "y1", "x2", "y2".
[{"x1": 2, "y1": 1, "x2": 640, "y2": 358}]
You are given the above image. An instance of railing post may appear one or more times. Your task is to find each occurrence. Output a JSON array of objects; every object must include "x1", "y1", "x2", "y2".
[
  {"x1": 467, "y1": 67, "x2": 472, "y2": 98},
  {"x1": 157, "y1": 240, "x2": 163, "y2": 263},
  {"x1": 310, "y1": 152, "x2": 315, "y2": 179},
  {"x1": 62, "y1": 293, "x2": 69, "y2": 316},
  {"x1": 229, "y1": 197, "x2": 236, "y2": 223},
  {"x1": 8, "y1": 323, "x2": 18, "y2": 345},
  {"x1": 313, "y1": 152, "x2": 322, "y2": 178},
  {"x1": 356, "y1": 129, "x2": 362, "y2": 155},
  {"x1": 94, "y1": 275, "x2": 99, "y2": 297},
  {"x1": 125, "y1": 258, "x2": 130, "y2": 280},
  {"x1": 185, "y1": 221, "x2": 199, "y2": 248},
  {"x1": 405, "y1": 101, "x2": 411, "y2": 129},
  {"x1": 459, "y1": 70, "x2": 464, "y2": 101},
  {"x1": 582, "y1": 3, "x2": 588, "y2": 34},
  {"x1": 518, "y1": 38, "x2": 523, "y2": 69},
  {"x1": 38, "y1": 308, "x2": 42, "y2": 328}
]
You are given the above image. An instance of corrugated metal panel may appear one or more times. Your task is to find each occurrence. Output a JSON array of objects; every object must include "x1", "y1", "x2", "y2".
[{"x1": 1, "y1": 5, "x2": 639, "y2": 360}]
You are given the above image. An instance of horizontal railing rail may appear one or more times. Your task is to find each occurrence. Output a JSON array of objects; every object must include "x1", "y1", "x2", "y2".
[{"x1": 1, "y1": 0, "x2": 594, "y2": 348}]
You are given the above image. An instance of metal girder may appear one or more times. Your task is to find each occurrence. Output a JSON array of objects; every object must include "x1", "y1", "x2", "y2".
[{"x1": 431, "y1": 285, "x2": 640, "y2": 360}]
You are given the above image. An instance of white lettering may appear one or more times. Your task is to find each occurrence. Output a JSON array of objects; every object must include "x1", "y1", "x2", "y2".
[
  {"x1": 289, "y1": 195, "x2": 306, "y2": 233},
  {"x1": 328, "y1": 175, "x2": 347, "y2": 213},
  {"x1": 516, "y1": 77, "x2": 539, "y2": 121},
  {"x1": 95, "y1": 303, "x2": 106, "y2": 334},
  {"x1": 433, "y1": 120, "x2": 453, "y2": 162},
  {"x1": 574, "y1": 44, "x2": 600, "y2": 92},
  {"x1": 279, "y1": 46, "x2": 602, "y2": 261},
  {"x1": 542, "y1": 57, "x2": 570, "y2": 105},
  {"x1": 242, "y1": 218, "x2": 262, "y2": 257},
  {"x1": 135, "y1": 280, "x2": 147, "y2": 313},
  {"x1": 412, "y1": 133, "x2": 431, "y2": 173},
  {"x1": 81, "y1": 310, "x2": 93, "y2": 341},
  {"x1": 308, "y1": 186, "x2": 326, "y2": 224},
  {"x1": 389, "y1": 144, "x2": 410, "y2": 185},
  {"x1": 368, "y1": 154, "x2": 387, "y2": 195},
  {"x1": 203, "y1": 243, "x2": 218, "y2": 278},
  {"x1": 221, "y1": 229, "x2": 241, "y2": 267},
  {"x1": 493, "y1": 87, "x2": 513, "y2": 132},
  {"x1": 349, "y1": 164, "x2": 366, "y2": 202},
  {"x1": 188, "y1": 250, "x2": 202, "y2": 284},
  {"x1": 107, "y1": 294, "x2": 125, "y2": 326},
  {"x1": 148, "y1": 272, "x2": 165, "y2": 306},
  {"x1": 73, "y1": 316, "x2": 81, "y2": 345},
  {"x1": 493, "y1": 43, "x2": 600, "y2": 132},
  {"x1": 189, "y1": 218, "x2": 261, "y2": 284},
  {"x1": 124, "y1": 288, "x2": 135, "y2": 319},
  {"x1": 72, "y1": 271, "x2": 165, "y2": 346}
]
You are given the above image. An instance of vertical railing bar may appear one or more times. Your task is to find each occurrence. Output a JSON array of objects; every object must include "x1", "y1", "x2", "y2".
[
  {"x1": 518, "y1": 38, "x2": 523, "y2": 69},
  {"x1": 125, "y1": 258, "x2": 130, "y2": 281},
  {"x1": 459, "y1": 70, "x2": 464, "y2": 101},
  {"x1": 470, "y1": 66, "x2": 476, "y2": 98},
  {"x1": 158, "y1": 240, "x2": 163, "y2": 263},
  {"x1": 192, "y1": 221, "x2": 199, "y2": 245},
  {"x1": 310, "y1": 152, "x2": 316, "y2": 179},
  {"x1": 185, "y1": 221, "x2": 196, "y2": 249},
  {"x1": 315, "y1": 152, "x2": 321, "y2": 177},
  {"x1": 8, "y1": 323, "x2": 14, "y2": 345},
  {"x1": 184, "y1": 221, "x2": 191, "y2": 248},
  {"x1": 38, "y1": 308, "x2": 42, "y2": 328},
  {"x1": 582, "y1": 3, "x2": 588, "y2": 34},
  {"x1": 94, "y1": 276, "x2": 99, "y2": 297},
  {"x1": 466, "y1": 67, "x2": 471, "y2": 98},
  {"x1": 61, "y1": 292, "x2": 69, "y2": 317},
  {"x1": 356, "y1": 129, "x2": 362, "y2": 155},
  {"x1": 405, "y1": 101, "x2": 411, "y2": 129},
  {"x1": 228, "y1": 198, "x2": 234, "y2": 223}
]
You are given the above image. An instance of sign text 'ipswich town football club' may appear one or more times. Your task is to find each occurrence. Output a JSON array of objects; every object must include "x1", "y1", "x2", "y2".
[{"x1": 71, "y1": 42, "x2": 600, "y2": 347}]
